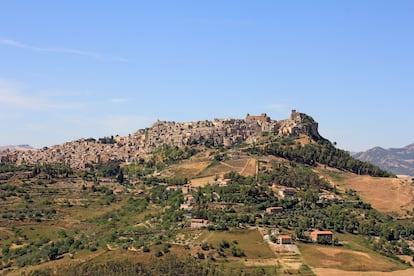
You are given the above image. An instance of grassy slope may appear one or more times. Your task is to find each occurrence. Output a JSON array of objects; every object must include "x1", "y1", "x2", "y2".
[
  {"x1": 299, "y1": 234, "x2": 409, "y2": 272},
  {"x1": 316, "y1": 166, "x2": 414, "y2": 214}
]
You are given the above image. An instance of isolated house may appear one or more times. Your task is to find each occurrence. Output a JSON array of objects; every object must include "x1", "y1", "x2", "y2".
[
  {"x1": 216, "y1": 178, "x2": 231, "y2": 187},
  {"x1": 166, "y1": 186, "x2": 179, "y2": 192},
  {"x1": 184, "y1": 194, "x2": 196, "y2": 204},
  {"x1": 278, "y1": 235, "x2": 292, "y2": 245},
  {"x1": 190, "y1": 219, "x2": 210, "y2": 229},
  {"x1": 279, "y1": 187, "x2": 296, "y2": 198},
  {"x1": 310, "y1": 230, "x2": 333, "y2": 243},
  {"x1": 180, "y1": 203, "x2": 193, "y2": 211},
  {"x1": 265, "y1": 206, "x2": 283, "y2": 214}
]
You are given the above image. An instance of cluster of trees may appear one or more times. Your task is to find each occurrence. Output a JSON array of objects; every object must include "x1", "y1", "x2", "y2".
[
  {"x1": 84, "y1": 160, "x2": 125, "y2": 183},
  {"x1": 0, "y1": 163, "x2": 31, "y2": 173},
  {"x1": 189, "y1": 169, "x2": 414, "y2": 258},
  {"x1": 1, "y1": 207, "x2": 56, "y2": 222},
  {"x1": 153, "y1": 144, "x2": 197, "y2": 164},
  {"x1": 31, "y1": 163, "x2": 73, "y2": 179},
  {"x1": 29, "y1": 255, "x2": 220, "y2": 276},
  {"x1": 259, "y1": 161, "x2": 331, "y2": 190},
  {"x1": 1, "y1": 234, "x2": 86, "y2": 268},
  {"x1": 260, "y1": 140, "x2": 393, "y2": 177}
]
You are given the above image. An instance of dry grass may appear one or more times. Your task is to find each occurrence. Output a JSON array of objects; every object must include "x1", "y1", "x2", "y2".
[
  {"x1": 170, "y1": 161, "x2": 210, "y2": 179},
  {"x1": 240, "y1": 158, "x2": 257, "y2": 177},
  {"x1": 299, "y1": 241, "x2": 407, "y2": 272},
  {"x1": 343, "y1": 175, "x2": 414, "y2": 213},
  {"x1": 189, "y1": 176, "x2": 216, "y2": 187},
  {"x1": 313, "y1": 268, "x2": 414, "y2": 276},
  {"x1": 316, "y1": 167, "x2": 414, "y2": 214},
  {"x1": 200, "y1": 229, "x2": 275, "y2": 259}
]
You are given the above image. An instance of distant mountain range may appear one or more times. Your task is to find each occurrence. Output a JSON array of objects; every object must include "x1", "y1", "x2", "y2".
[
  {"x1": 353, "y1": 144, "x2": 414, "y2": 176},
  {"x1": 0, "y1": 144, "x2": 34, "y2": 152}
]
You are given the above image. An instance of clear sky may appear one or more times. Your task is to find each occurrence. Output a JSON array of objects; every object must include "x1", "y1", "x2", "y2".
[{"x1": 0, "y1": 1, "x2": 413, "y2": 151}]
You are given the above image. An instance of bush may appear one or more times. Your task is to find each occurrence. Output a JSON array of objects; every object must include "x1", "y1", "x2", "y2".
[
  {"x1": 220, "y1": 240, "x2": 230, "y2": 249},
  {"x1": 201, "y1": 243, "x2": 210, "y2": 251},
  {"x1": 231, "y1": 247, "x2": 245, "y2": 257}
]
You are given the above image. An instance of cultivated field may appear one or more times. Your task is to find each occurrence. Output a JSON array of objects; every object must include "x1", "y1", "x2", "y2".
[
  {"x1": 169, "y1": 161, "x2": 210, "y2": 179},
  {"x1": 299, "y1": 234, "x2": 409, "y2": 273},
  {"x1": 198, "y1": 228, "x2": 275, "y2": 259}
]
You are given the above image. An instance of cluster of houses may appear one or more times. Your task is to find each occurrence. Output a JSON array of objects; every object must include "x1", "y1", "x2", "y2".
[
  {"x1": 4, "y1": 114, "x2": 279, "y2": 168},
  {"x1": 270, "y1": 230, "x2": 334, "y2": 246},
  {"x1": 2, "y1": 110, "x2": 320, "y2": 170}
]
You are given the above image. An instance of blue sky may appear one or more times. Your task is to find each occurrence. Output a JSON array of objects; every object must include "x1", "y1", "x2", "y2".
[{"x1": 0, "y1": 1, "x2": 413, "y2": 151}]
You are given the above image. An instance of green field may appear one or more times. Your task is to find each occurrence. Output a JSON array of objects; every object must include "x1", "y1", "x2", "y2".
[{"x1": 199, "y1": 228, "x2": 275, "y2": 259}]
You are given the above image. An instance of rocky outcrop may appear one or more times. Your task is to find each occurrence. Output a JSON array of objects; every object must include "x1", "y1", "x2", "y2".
[
  {"x1": 277, "y1": 110, "x2": 324, "y2": 141},
  {"x1": 1, "y1": 110, "x2": 323, "y2": 168}
]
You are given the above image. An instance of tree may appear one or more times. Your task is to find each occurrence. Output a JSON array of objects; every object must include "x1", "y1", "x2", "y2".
[
  {"x1": 47, "y1": 246, "x2": 59, "y2": 260},
  {"x1": 117, "y1": 170, "x2": 124, "y2": 184}
]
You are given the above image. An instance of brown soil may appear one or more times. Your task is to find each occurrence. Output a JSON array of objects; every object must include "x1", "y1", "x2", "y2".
[
  {"x1": 342, "y1": 175, "x2": 414, "y2": 213},
  {"x1": 313, "y1": 268, "x2": 414, "y2": 276},
  {"x1": 240, "y1": 158, "x2": 257, "y2": 177}
]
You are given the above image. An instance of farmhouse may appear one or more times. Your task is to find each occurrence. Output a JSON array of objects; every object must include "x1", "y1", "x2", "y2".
[
  {"x1": 278, "y1": 187, "x2": 296, "y2": 198},
  {"x1": 190, "y1": 219, "x2": 210, "y2": 229},
  {"x1": 266, "y1": 206, "x2": 283, "y2": 214},
  {"x1": 184, "y1": 194, "x2": 196, "y2": 204},
  {"x1": 278, "y1": 235, "x2": 292, "y2": 245},
  {"x1": 166, "y1": 186, "x2": 179, "y2": 192},
  {"x1": 216, "y1": 178, "x2": 231, "y2": 187},
  {"x1": 310, "y1": 230, "x2": 333, "y2": 243},
  {"x1": 180, "y1": 203, "x2": 193, "y2": 211}
]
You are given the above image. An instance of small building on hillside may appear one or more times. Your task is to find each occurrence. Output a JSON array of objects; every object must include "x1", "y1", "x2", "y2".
[
  {"x1": 166, "y1": 186, "x2": 179, "y2": 192},
  {"x1": 216, "y1": 178, "x2": 231, "y2": 187},
  {"x1": 180, "y1": 203, "x2": 193, "y2": 211},
  {"x1": 184, "y1": 194, "x2": 196, "y2": 204},
  {"x1": 279, "y1": 187, "x2": 296, "y2": 198},
  {"x1": 246, "y1": 113, "x2": 271, "y2": 124},
  {"x1": 278, "y1": 235, "x2": 292, "y2": 245},
  {"x1": 190, "y1": 219, "x2": 210, "y2": 229},
  {"x1": 310, "y1": 230, "x2": 333, "y2": 243},
  {"x1": 266, "y1": 206, "x2": 283, "y2": 214}
]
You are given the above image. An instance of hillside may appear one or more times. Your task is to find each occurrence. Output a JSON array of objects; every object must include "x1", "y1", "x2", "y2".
[
  {"x1": 0, "y1": 145, "x2": 33, "y2": 152},
  {"x1": 1, "y1": 110, "x2": 412, "y2": 275},
  {"x1": 354, "y1": 144, "x2": 414, "y2": 176},
  {"x1": 0, "y1": 110, "x2": 321, "y2": 168}
]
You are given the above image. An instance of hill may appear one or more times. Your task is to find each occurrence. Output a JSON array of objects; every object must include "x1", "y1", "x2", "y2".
[
  {"x1": 354, "y1": 144, "x2": 414, "y2": 176},
  {"x1": 0, "y1": 110, "x2": 322, "y2": 168},
  {"x1": 1, "y1": 110, "x2": 411, "y2": 275}
]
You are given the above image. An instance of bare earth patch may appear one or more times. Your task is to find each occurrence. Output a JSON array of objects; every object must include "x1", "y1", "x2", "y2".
[
  {"x1": 170, "y1": 161, "x2": 210, "y2": 178},
  {"x1": 313, "y1": 268, "x2": 414, "y2": 276},
  {"x1": 189, "y1": 176, "x2": 216, "y2": 187},
  {"x1": 244, "y1": 258, "x2": 279, "y2": 267},
  {"x1": 342, "y1": 175, "x2": 414, "y2": 213},
  {"x1": 299, "y1": 242, "x2": 407, "y2": 272},
  {"x1": 240, "y1": 158, "x2": 257, "y2": 177}
]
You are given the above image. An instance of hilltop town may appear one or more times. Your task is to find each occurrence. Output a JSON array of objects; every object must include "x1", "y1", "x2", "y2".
[
  {"x1": 1, "y1": 110, "x2": 319, "y2": 169},
  {"x1": 1, "y1": 109, "x2": 414, "y2": 276}
]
